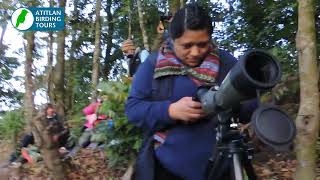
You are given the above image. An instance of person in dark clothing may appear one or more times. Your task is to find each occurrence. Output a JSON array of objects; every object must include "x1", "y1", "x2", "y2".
[
  {"x1": 125, "y1": 3, "x2": 257, "y2": 180},
  {"x1": 44, "y1": 103, "x2": 70, "y2": 147},
  {"x1": 8, "y1": 133, "x2": 34, "y2": 163},
  {"x1": 9, "y1": 103, "x2": 71, "y2": 165},
  {"x1": 121, "y1": 39, "x2": 149, "y2": 77}
]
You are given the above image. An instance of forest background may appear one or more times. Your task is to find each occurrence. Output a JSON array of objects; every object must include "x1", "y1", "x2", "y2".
[{"x1": 0, "y1": 0, "x2": 319, "y2": 179}]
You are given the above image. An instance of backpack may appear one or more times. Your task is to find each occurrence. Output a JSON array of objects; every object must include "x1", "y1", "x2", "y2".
[{"x1": 128, "y1": 48, "x2": 149, "y2": 77}]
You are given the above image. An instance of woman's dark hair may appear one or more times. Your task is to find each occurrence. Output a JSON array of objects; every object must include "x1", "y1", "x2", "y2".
[
  {"x1": 41, "y1": 103, "x2": 54, "y2": 113},
  {"x1": 45, "y1": 103, "x2": 54, "y2": 110},
  {"x1": 169, "y1": 3, "x2": 213, "y2": 40}
]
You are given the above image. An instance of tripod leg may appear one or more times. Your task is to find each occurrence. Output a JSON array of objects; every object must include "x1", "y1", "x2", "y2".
[
  {"x1": 242, "y1": 157, "x2": 257, "y2": 180},
  {"x1": 207, "y1": 151, "x2": 231, "y2": 180},
  {"x1": 233, "y1": 154, "x2": 244, "y2": 180}
]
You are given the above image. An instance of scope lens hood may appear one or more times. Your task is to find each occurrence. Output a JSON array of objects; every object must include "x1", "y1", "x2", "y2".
[
  {"x1": 251, "y1": 105, "x2": 296, "y2": 151},
  {"x1": 229, "y1": 50, "x2": 281, "y2": 95}
]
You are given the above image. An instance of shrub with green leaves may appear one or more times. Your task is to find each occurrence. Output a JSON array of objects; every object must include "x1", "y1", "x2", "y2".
[
  {"x1": 97, "y1": 77, "x2": 142, "y2": 168},
  {"x1": 68, "y1": 113, "x2": 86, "y2": 138},
  {"x1": 0, "y1": 110, "x2": 24, "y2": 141}
]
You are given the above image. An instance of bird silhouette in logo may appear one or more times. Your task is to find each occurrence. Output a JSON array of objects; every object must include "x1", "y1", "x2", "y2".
[{"x1": 16, "y1": 9, "x2": 29, "y2": 28}]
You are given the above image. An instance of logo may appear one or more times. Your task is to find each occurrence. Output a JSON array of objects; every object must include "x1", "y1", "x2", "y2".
[
  {"x1": 11, "y1": 7, "x2": 64, "y2": 31},
  {"x1": 11, "y1": 8, "x2": 34, "y2": 31}
]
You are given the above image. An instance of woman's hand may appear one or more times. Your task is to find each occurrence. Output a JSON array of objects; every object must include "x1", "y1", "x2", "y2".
[{"x1": 168, "y1": 97, "x2": 207, "y2": 123}]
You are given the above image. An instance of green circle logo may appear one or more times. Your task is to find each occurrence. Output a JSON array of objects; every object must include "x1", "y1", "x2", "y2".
[{"x1": 11, "y1": 8, "x2": 34, "y2": 31}]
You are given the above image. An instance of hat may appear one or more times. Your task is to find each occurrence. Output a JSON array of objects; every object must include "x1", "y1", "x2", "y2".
[{"x1": 121, "y1": 39, "x2": 136, "y2": 54}]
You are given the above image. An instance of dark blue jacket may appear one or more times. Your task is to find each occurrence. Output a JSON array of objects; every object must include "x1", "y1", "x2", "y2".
[{"x1": 125, "y1": 50, "x2": 256, "y2": 180}]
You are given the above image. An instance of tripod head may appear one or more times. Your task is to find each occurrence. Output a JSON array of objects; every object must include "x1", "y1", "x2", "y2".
[
  {"x1": 214, "y1": 110, "x2": 242, "y2": 143},
  {"x1": 207, "y1": 109, "x2": 256, "y2": 180}
]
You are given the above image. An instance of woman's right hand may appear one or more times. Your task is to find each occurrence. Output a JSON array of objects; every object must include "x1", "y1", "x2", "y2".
[{"x1": 168, "y1": 97, "x2": 207, "y2": 123}]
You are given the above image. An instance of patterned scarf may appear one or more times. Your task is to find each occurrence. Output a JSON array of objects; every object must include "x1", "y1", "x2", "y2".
[{"x1": 154, "y1": 39, "x2": 220, "y2": 86}]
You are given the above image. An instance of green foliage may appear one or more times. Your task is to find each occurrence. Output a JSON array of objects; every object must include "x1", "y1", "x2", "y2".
[
  {"x1": 0, "y1": 110, "x2": 24, "y2": 140},
  {"x1": 270, "y1": 45, "x2": 298, "y2": 76},
  {"x1": 216, "y1": 0, "x2": 300, "y2": 77},
  {"x1": 273, "y1": 76, "x2": 299, "y2": 104},
  {"x1": 0, "y1": 41, "x2": 22, "y2": 105},
  {"x1": 68, "y1": 113, "x2": 86, "y2": 138},
  {"x1": 97, "y1": 78, "x2": 142, "y2": 168}
]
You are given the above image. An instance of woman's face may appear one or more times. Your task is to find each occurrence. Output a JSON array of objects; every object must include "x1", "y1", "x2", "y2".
[{"x1": 173, "y1": 29, "x2": 210, "y2": 67}]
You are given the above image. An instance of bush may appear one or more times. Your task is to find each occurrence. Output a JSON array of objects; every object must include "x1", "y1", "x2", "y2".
[
  {"x1": 0, "y1": 110, "x2": 24, "y2": 141},
  {"x1": 97, "y1": 77, "x2": 142, "y2": 168},
  {"x1": 68, "y1": 113, "x2": 86, "y2": 138}
]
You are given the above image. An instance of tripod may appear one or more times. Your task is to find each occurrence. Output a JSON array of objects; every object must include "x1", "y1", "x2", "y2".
[{"x1": 207, "y1": 110, "x2": 257, "y2": 180}]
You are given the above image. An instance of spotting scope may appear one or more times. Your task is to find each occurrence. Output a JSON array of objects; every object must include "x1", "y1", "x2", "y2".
[{"x1": 196, "y1": 49, "x2": 281, "y2": 114}]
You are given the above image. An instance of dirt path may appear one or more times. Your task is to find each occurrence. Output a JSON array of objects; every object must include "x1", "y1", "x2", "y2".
[
  {"x1": 0, "y1": 144, "x2": 298, "y2": 180},
  {"x1": 0, "y1": 140, "x2": 21, "y2": 179},
  {"x1": 17, "y1": 148, "x2": 122, "y2": 179},
  {"x1": 1, "y1": 140, "x2": 319, "y2": 180},
  {"x1": 0, "y1": 140, "x2": 13, "y2": 162},
  {"x1": 0, "y1": 138, "x2": 123, "y2": 179}
]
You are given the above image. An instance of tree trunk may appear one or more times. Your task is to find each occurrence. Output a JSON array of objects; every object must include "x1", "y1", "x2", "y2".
[
  {"x1": 54, "y1": 0, "x2": 66, "y2": 117},
  {"x1": 127, "y1": 0, "x2": 132, "y2": 38},
  {"x1": 31, "y1": 112, "x2": 66, "y2": 180},
  {"x1": 65, "y1": 0, "x2": 79, "y2": 115},
  {"x1": 179, "y1": 0, "x2": 184, "y2": 8},
  {"x1": 294, "y1": 0, "x2": 319, "y2": 180},
  {"x1": 65, "y1": 61, "x2": 75, "y2": 116},
  {"x1": 0, "y1": 18, "x2": 7, "y2": 49},
  {"x1": 24, "y1": 31, "x2": 35, "y2": 131},
  {"x1": 168, "y1": 0, "x2": 182, "y2": 14},
  {"x1": 46, "y1": 0, "x2": 54, "y2": 103},
  {"x1": 136, "y1": 0, "x2": 150, "y2": 51},
  {"x1": 102, "y1": 0, "x2": 114, "y2": 80},
  {"x1": 91, "y1": 0, "x2": 102, "y2": 101},
  {"x1": 47, "y1": 32, "x2": 54, "y2": 103}
]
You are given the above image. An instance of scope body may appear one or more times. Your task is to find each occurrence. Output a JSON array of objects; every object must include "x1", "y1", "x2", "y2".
[{"x1": 197, "y1": 50, "x2": 281, "y2": 114}]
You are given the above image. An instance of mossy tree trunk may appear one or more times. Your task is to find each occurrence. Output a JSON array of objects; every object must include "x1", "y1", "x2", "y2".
[
  {"x1": 46, "y1": 0, "x2": 55, "y2": 103},
  {"x1": 91, "y1": 0, "x2": 102, "y2": 101},
  {"x1": 54, "y1": 0, "x2": 66, "y2": 117},
  {"x1": 169, "y1": 0, "x2": 183, "y2": 15},
  {"x1": 294, "y1": 0, "x2": 319, "y2": 179},
  {"x1": 24, "y1": 31, "x2": 35, "y2": 131},
  {"x1": 31, "y1": 112, "x2": 66, "y2": 180},
  {"x1": 137, "y1": 0, "x2": 150, "y2": 51},
  {"x1": 102, "y1": 0, "x2": 114, "y2": 80},
  {"x1": 65, "y1": 0, "x2": 79, "y2": 115}
]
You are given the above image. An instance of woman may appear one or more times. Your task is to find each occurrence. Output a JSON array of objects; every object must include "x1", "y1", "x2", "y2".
[
  {"x1": 126, "y1": 3, "x2": 253, "y2": 180},
  {"x1": 82, "y1": 98, "x2": 103, "y2": 129}
]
